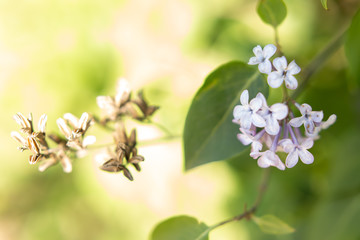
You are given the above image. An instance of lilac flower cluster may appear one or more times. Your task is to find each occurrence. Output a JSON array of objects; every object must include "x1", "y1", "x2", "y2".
[{"x1": 233, "y1": 44, "x2": 336, "y2": 170}]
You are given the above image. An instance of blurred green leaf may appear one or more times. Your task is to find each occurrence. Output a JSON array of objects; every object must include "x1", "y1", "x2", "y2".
[
  {"x1": 183, "y1": 61, "x2": 268, "y2": 170},
  {"x1": 321, "y1": 0, "x2": 328, "y2": 10},
  {"x1": 257, "y1": 0, "x2": 287, "y2": 28},
  {"x1": 151, "y1": 215, "x2": 210, "y2": 240},
  {"x1": 345, "y1": 9, "x2": 360, "y2": 86},
  {"x1": 252, "y1": 214, "x2": 295, "y2": 235}
]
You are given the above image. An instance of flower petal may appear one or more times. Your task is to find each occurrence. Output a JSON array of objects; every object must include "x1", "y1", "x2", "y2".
[
  {"x1": 251, "y1": 141, "x2": 263, "y2": 153},
  {"x1": 252, "y1": 113, "x2": 266, "y2": 128},
  {"x1": 301, "y1": 138, "x2": 314, "y2": 149},
  {"x1": 115, "y1": 78, "x2": 131, "y2": 106},
  {"x1": 286, "y1": 150, "x2": 299, "y2": 168},
  {"x1": 284, "y1": 75, "x2": 298, "y2": 90},
  {"x1": 322, "y1": 114, "x2": 337, "y2": 129},
  {"x1": 298, "y1": 149, "x2": 314, "y2": 164},
  {"x1": 248, "y1": 56, "x2": 259, "y2": 65},
  {"x1": 273, "y1": 56, "x2": 287, "y2": 72},
  {"x1": 270, "y1": 103, "x2": 288, "y2": 120},
  {"x1": 304, "y1": 120, "x2": 315, "y2": 134},
  {"x1": 265, "y1": 116, "x2": 280, "y2": 135},
  {"x1": 79, "y1": 112, "x2": 90, "y2": 131},
  {"x1": 298, "y1": 103, "x2": 312, "y2": 115},
  {"x1": 256, "y1": 92, "x2": 268, "y2": 108},
  {"x1": 240, "y1": 90, "x2": 249, "y2": 106},
  {"x1": 263, "y1": 44, "x2": 277, "y2": 59},
  {"x1": 289, "y1": 116, "x2": 305, "y2": 127},
  {"x1": 287, "y1": 60, "x2": 301, "y2": 75},
  {"x1": 249, "y1": 98, "x2": 262, "y2": 112},
  {"x1": 279, "y1": 138, "x2": 294, "y2": 153},
  {"x1": 258, "y1": 155, "x2": 271, "y2": 168},
  {"x1": 267, "y1": 72, "x2": 284, "y2": 88},
  {"x1": 310, "y1": 111, "x2": 323, "y2": 123},
  {"x1": 252, "y1": 45, "x2": 263, "y2": 58},
  {"x1": 64, "y1": 113, "x2": 79, "y2": 129},
  {"x1": 240, "y1": 112, "x2": 252, "y2": 129},
  {"x1": 233, "y1": 105, "x2": 247, "y2": 120},
  {"x1": 258, "y1": 60, "x2": 272, "y2": 74}
]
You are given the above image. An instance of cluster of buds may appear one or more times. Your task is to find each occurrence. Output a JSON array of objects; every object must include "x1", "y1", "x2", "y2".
[
  {"x1": 232, "y1": 44, "x2": 336, "y2": 170},
  {"x1": 96, "y1": 78, "x2": 159, "y2": 124},
  {"x1": 11, "y1": 78, "x2": 159, "y2": 181},
  {"x1": 11, "y1": 112, "x2": 95, "y2": 173},
  {"x1": 97, "y1": 124, "x2": 144, "y2": 181}
]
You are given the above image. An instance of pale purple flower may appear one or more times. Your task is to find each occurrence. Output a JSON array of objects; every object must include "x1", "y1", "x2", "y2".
[
  {"x1": 267, "y1": 56, "x2": 301, "y2": 89},
  {"x1": 289, "y1": 103, "x2": 323, "y2": 134},
  {"x1": 237, "y1": 128, "x2": 264, "y2": 156},
  {"x1": 248, "y1": 44, "x2": 277, "y2": 74},
  {"x1": 233, "y1": 90, "x2": 266, "y2": 129},
  {"x1": 280, "y1": 138, "x2": 314, "y2": 168},
  {"x1": 251, "y1": 150, "x2": 285, "y2": 170},
  {"x1": 255, "y1": 93, "x2": 288, "y2": 135}
]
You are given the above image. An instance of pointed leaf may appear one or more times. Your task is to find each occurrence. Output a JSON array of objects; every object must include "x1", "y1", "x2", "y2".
[
  {"x1": 252, "y1": 215, "x2": 295, "y2": 235},
  {"x1": 257, "y1": 0, "x2": 287, "y2": 28},
  {"x1": 183, "y1": 61, "x2": 268, "y2": 170},
  {"x1": 151, "y1": 215, "x2": 210, "y2": 240},
  {"x1": 345, "y1": 9, "x2": 360, "y2": 86},
  {"x1": 321, "y1": 0, "x2": 328, "y2": 10}
]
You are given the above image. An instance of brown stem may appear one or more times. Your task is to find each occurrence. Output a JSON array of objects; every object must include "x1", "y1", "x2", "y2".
[{"x1": 208, "y1": 168, "x2": 271, "y2": 231}]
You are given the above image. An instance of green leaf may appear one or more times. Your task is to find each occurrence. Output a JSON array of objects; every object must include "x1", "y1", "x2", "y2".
[
  {"x1": 345, "y1": 9, "x2": 360, "y2": 86},
  {"x1": 321, "y1": 0, "x2": 328, "y2": 10},
  {"x1": 252, "y1": 215, "x2": 295, "y2": 235},
  {"x1": 257, "y1": 0, "x2": 287, "y2": 28},
  {"x1": 183, "y1": 61, "x2": 268, "y2": 170},
  {"x1": 151, "y1": 215, "x2": 210, "y2": 240}
]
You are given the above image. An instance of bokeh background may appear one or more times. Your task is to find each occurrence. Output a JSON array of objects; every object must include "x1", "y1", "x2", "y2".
[{"x1": 1, "y1": 0, "x2": 360, "y2": 239}]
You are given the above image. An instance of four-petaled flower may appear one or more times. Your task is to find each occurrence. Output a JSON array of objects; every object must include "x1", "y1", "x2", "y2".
[
  {"x1": 289, "y1": 103, "x2": 323, "y2": 134},
  {"x1": 267, "y1": 56, "x2": 301, "y2": 90},
  {"x1": 256, "y1": 93, "x2": 288, "y2": 135},
  {"x1": 251, "y1": 150, "x2": 285, "y2": 170},
  {"x1": 233, "y1": 90, "x2": 266, "y2": 129},
  {"x1": 280, "y1": 138, "x2": 314, "y2": 168},
  {"x1": 248, "y1": 44, "x2": 277, "y2": 74}
]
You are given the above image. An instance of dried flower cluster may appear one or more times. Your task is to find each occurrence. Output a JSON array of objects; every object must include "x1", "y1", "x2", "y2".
[
  {"x1": 11, "y1": 112, "x2": 95, "y2": 173},
  {"x1": 11, "y1": 78, "x2": 158, "y2": 180},
  {"x1": 233, "y1": 44, "x2": 336, "y2": 170}
]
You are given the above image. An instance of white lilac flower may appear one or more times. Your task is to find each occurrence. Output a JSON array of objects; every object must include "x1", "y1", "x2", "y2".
[
  {"x1": 251, "y1": 150, "x2": 285, "y2": 170},
  {"x1": 280, "y1": 138, "x2": 314, "y2": 168},
  {"x1": 233, "y1": 90, "x2": 266, "y2": 129},
  {"x1": 255, "y1": 93, "x2": 288, "y2": 135},
  {"x1": 305, "y1": 114, "x2": 337, "y2": 139},
  {"x1": 267, "y1": 56, "x2": 301, "y2": 90},
  {"x1": 248, "y1": 44, "x2": 277, "y2": 74},
  {"x1": 289, "y1": 103, "x2": 323, "y2": 134},
  {"x1": 237, "y1": 128, "x2": 264, "y2": 156}
]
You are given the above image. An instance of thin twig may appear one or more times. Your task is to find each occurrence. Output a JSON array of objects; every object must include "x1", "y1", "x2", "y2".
[{"x1": 208, "y1": 168, "x2": 271, "y2": 232}]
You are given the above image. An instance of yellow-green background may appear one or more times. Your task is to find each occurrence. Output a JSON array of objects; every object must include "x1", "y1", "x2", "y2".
[{"x1": 1, "y1": 0, "x2": 360, "y2": 239}]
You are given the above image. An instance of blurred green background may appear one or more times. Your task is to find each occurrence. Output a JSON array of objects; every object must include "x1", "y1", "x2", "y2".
[{"x1": 0, "y1": 0, "x2": 360, "y2": 239}]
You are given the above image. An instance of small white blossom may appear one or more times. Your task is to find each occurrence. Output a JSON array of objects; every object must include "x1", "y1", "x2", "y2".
[
  {"x1": 233, "y1": 90, "x2": 266, "y2": 129},
  {"x1": 248, "y1": 44, "x2": 277, "y2": 74},
  {"x1": 267, "y1": 56, "x2": 301, "y2": 89},
  {"x1": 280, "y1": 138, "x2": 314, "y2": 168},
  {"x1": 237, "y1": 128, "x2": 263, "y2": 155},
  {"x1": 289, "y1": 103, "x2": 323, "y2": 134},
  {"x1": 255, "y1": 93, "x2": 288, "y2": 135},
  {"x1": 251, "y1": 150, "x2": 285, "y2": 170}
]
